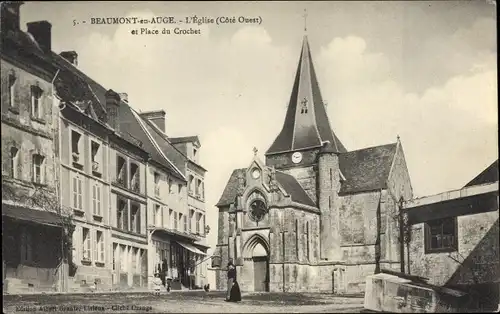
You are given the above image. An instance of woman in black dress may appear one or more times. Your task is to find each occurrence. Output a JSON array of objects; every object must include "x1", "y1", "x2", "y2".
[{"x1": 225, "y1": 259, "x2": 241, "y2": 302}]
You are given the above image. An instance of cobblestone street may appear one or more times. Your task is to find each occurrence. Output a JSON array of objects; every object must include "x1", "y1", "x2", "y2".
[{"x1": 3, "y1": 291, "x2": 365, "y2": 313}]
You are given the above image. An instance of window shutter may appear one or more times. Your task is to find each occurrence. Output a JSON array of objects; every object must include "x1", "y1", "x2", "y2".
[
  {"x1": 78, "y1": 178, "x2": 83, "y2": 210},
  {"x1": 93, "y1": 231, "x2": 98, "y2": 261},
  {"x1": 100, "y1": 234, "x2": 105, "y2": 262},
  {"x1": 97, "y1": 186, "x2": 101, "y2": 216},
  {"x1": 124, "y1": 205, "x2": 129, "y2": 231},
  {"x1": 92, "y1": 185, "x2": 96, "y2": 214},
  {"x1": 137, "y1": 208, "x2": 141, "y2": 234},
  {"x1": 87, "y1": 231, "x2": 92, "y2": 260},
  {"x1": 72, "y1": 177, "x2": 77, "y2": 208}
]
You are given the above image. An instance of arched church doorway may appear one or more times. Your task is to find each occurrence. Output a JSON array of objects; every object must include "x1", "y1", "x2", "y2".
[{"x1": 252, "y1": 242, "x2": 269, "y2": 292}]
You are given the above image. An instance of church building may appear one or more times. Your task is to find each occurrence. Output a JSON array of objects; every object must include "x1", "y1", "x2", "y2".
[{"x1": 213, "y1": 35, "x2": 413, "y2": 294}]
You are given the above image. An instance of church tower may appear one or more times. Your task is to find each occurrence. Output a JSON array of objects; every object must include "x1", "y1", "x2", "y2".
[{"x1": 265, "y1": 35, "x2": 346, "y2": 204}]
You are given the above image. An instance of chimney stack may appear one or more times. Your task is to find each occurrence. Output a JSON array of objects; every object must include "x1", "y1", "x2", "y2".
[
  {"x1": 1, "y1": 2, "x2": 24, "y2": 32},
  {"x1": 27, "y1": 20, "x2": 52, "y2": 52},
  {"x1": 60, "y1": 51, "x2": 78, "y2": 66},
  {"x1": 139, "y1": 110, "x2": 166, "y2": 133},
  {"x1": 105, "y1": 89, "x2": 121, "y2": 131}
]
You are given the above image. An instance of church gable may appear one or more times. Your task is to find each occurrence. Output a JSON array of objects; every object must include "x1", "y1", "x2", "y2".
[
  {"x1": 339, "y1": 143, "x2": 398, "y2": 195},
  {"x1": 216, "y1": 166, "x2": 316, "y2": 208},
  {"x1": 386, "y1": 140, "x2": 413, "y2": 201}
]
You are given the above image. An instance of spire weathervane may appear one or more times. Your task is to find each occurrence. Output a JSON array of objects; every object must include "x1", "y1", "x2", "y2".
[
  {"x1": 253, "y1": 147, "x2": 258, "y2": 156},
  {"x1": 303, "y1": 8, "x2": 308, "y2": 33}
]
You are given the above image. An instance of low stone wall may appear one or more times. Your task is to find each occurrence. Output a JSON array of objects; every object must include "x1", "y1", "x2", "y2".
[
  {"x1": 4, "y1": 264, "x2": 61, "y2": 294},
  {"x1": 364, "y1": 273, "x2": 466, "y2": 313}
]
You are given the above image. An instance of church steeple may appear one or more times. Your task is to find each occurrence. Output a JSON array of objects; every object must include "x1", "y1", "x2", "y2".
[{"x1": 266, "y1": 35, "x2": 346, "y2": 156}]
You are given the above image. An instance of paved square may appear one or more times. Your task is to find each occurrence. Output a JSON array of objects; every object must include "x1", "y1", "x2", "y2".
[{"x1": 3, "y1": 291, "x2": 365, "y2": 313}]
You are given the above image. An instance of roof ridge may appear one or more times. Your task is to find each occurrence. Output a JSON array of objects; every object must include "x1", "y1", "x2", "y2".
[
  {"x1": 342, "y1": 142, "x2": 397, "y2": 154},
  {"x1": 142, "y1": 118, "x2": 195, "y2": 164},
  {"x1": 130, "y1": 107, "x2": 187, "y2": 181}
]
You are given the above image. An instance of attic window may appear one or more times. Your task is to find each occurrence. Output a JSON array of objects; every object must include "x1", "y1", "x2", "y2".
[{"x1": 300, "y1": 98, "x2": 308, "y2": 114}]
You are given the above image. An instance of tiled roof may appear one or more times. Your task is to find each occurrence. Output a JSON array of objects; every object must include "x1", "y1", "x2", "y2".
[
  {"x1": 464, "y1": 160, "x2": 499, "y2": 187},
  {"x1": 140, "y1": 118, "x2": 187, "y2": 180},
  {"x1": 169, "y1": 136, "x2": 200, "y2": 145},
  {"x1": 266, "y1": 36, "x2": 346, "y2": 155},
  {"x1": 275, "y1": 171, "x2": 316, "y2": 207},
  {"x1": 1, "y1": 25, "x2": 191, "y2": 181},
  {"x1": 338, "y1": 143, "x2": 398, "y2": 194}
]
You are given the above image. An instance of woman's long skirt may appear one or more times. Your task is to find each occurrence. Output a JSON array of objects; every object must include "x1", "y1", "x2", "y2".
[
  {"x1": 226, "y1": 278, "x2": 234, "y2": 301},
  {"x1": 230, "y1": 281, "x2": 241, "y2": 302}
]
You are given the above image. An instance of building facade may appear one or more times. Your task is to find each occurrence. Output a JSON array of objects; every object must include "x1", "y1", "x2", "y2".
[
  {"x1": 170, "y1": 136, "x2": 209, "y2": 288},
  {"x1": 214, "y1": 35, "x2": 412, "y2": 294},
  {"x1": 1, "y1": 3, "x2": 210, "y2": 293},
  {"x1": 403, "y1": 160, "x2": 499, "y2": 311},
  {"x1": 1, "y1": 2, "x2": 73, "y2": 294},
  {"x1": 132, "y1": 110, "x2": 210, "y2": 290}
]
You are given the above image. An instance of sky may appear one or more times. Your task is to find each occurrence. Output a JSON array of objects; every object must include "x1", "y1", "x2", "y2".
[{"x1": 21, "y1": 1, "x2": 497, "y2": 285}]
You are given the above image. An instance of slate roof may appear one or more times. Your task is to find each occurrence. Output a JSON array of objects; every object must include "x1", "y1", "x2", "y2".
[
  {"x1": 1, "y1": 23, "x2": 191, "y2": 181},
  {"x1": 275, "y1": 171, "x2": 316, "y2": 207},
  {"x1": 217, "y1": 143, "x2": 399, "y2": 207},
  {"x1": 338, "y1": 143, "x2": 398, "y2": 194},
  {"x1": 216, "y1": 168, "x2": 316, "y2": 207},
  {"x1": 216, "y1": 169, "x2": 245, "y2": 207},
  {"x1": 464, "y1": 160, "x2": 499, "y2": 187},
  {"x1": 266, "y1": 36, "x2": 346, "y2": 155},
  {"x1": 140, "y1": 118, "x2": 187, "y2": 180},
  {"x1": 169, "y1": 136, "x2": 200, "y2": 145}
]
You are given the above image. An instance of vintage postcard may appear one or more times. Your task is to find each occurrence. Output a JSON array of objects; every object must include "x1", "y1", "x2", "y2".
[{"x1": 1, "y1": 1, "x2": 498, "y2": 313}]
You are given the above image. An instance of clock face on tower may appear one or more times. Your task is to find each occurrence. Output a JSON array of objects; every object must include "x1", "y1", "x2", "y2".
[
  {"x1": 292, "y1": 152, "x2": 303, "y2": 164},
  {"x1": 251, "y1": 168, "x2": 261, "y2": 179}
]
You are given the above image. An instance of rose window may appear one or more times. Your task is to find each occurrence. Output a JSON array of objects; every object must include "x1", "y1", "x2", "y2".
[{"x1": 249, "y1": 199, "x2": 267, "y2": 223}]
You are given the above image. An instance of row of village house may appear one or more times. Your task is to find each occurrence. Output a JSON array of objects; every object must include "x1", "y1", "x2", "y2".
[{"x1": 1, "y1": 2, "x2": 210, "y2": 293}]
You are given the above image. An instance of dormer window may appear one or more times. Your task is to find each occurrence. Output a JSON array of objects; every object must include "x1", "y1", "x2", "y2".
[
  {"x1": 30, "y1": 85, "x2": 43, "y2": 120},
  {"x1": 193, "y1": 148, "x2": 198, "y2": 162}
]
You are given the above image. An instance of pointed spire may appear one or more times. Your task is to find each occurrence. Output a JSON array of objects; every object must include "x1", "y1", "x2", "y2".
[
  {"x1": 303, "y1": 8, "x2": 308, "y2": 33},
  {"x1": 266, "y1": 35, "x2": 346, "y2": 155}
]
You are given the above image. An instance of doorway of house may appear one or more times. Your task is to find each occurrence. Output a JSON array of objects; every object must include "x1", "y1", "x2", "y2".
[{"x1": 252, "y1": 242, "x2": 269, "y2": 292}]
